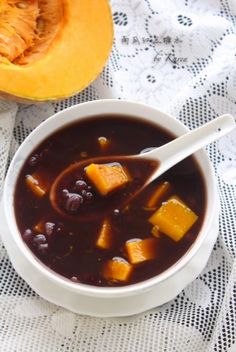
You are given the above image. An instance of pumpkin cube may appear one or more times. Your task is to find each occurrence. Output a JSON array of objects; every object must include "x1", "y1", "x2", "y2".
[
  {"x1": 125, "y1": 238, "x2": 158, "y2": 264},
  {"x1": 146, "y1": 181, "x2": 171, "y2": 208},
  {"x1": 149, "y1": 197, "x2": 198, "y2": 242},
  {"x1": 98, "y1": 136, "x2": 110, "y2": 151},
  {"x1": 96, "y1": 219, "x2": 113, "y2": 250},
  {"x1": 33, "y1": 220, "x2": 45, "y2": 233},
  {"x1": 25, "y1": 173, "x2": 47, "y2": 197},
  {"x1": 85, "y1": 163, "x2": 129, "y2": 196},
  {"x1": 102, "y1": 257, "x2": 133, "y2": 282}
]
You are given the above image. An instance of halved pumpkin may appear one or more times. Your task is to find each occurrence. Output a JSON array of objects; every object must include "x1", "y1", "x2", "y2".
[{"x1": 0, "y1": 0, "x2": 113, "y2": 102}]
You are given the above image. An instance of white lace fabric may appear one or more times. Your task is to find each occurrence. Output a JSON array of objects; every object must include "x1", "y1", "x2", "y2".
[{"x1": 0, "y1": 0, "x2": 236, "y2": 351}]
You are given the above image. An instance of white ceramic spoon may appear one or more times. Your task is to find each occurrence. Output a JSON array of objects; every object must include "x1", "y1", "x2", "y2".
[{"x1": 140, "y1": 114, "x2": 235, "y2": 186}]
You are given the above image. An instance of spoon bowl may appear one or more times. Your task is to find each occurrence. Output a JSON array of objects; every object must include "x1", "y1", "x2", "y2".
[{"x1": 49, "y1": 155, "x2": 158, "y2": 221}]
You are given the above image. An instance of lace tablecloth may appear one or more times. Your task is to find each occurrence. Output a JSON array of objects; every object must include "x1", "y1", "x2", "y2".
[{"x1": 1, "y1": 0, "x2": 236, "y2": 351}]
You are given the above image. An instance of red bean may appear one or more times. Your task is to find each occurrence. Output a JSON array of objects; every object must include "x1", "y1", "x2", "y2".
[
  {"x1": 74, "y1": 180, "x2": 87, "y2": 192},
  {"x1": 45, "y1": 222, "x2": 55, "y2": 236},
  {"x1": 28, "y1": 154, "x2": 40, "y2": 167},
  {"x1": 22, "y1": 229, "x2": 33, "y2": 242},
  {"x1": 65, "y1": 193, "x2": 83, "y2": 213},
  {"x1": 85, "y1": 192, "x2": 93, "y2": 202},
  {"x1": 38, "y1": 243, "x2": 49, "y2": 256},
  {"x1": 33, "y1": 234, "x2": 47, "y2": 245}
]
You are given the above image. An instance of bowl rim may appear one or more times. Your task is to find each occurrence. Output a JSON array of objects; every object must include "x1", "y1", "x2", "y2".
[{"x1": 3, "y1": 99, "x2": 217, "y2": 298}]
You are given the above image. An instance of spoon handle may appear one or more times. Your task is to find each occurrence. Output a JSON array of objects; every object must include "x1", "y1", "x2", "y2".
[{"x1": 146, "y1": 114, "x2": 235, "y2": 181}]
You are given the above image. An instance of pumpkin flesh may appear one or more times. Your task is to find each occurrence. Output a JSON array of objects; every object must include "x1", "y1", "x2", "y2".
[{"x1": 0, "y1": 0, "x2": 113, "y2": 101}]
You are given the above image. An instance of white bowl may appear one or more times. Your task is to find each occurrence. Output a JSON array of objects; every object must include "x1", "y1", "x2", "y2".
[{"x1": 1, "y1": 100, "x2": 219, "y2": 317}]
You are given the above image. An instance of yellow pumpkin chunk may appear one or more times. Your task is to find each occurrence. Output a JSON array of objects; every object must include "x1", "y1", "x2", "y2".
[
  {"x1": 85, "y1": 163, "x2": 129, "y2": 196},
  {"x1": 25, "y1": 173, "x2": 47, "y2": 198},
  {"x1": 33, "y1": 220, "x2": 45, "y2": 233},
  {"x1": 98, "y1": 136, "x2": 110, "y2": 151},
  {"x1": 146, "y1": 181, "x2": 171, "y2": 208},
  {"x1": 102, "y1": 257, "x2": 133, "y2": 282},
  {"x1": 96, "y1": 219, "x2": 113, "y2": 250},
  {"x1": 149, "y1": 197, "x2": 198, "y2": 242},
  {"x1": 125, "y1": 238, "x2": 158, "y2": 264}
]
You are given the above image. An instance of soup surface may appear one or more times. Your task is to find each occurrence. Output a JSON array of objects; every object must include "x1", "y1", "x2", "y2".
[{"x1": 14, "y1": 115, "x2": 206, "y2": 287}]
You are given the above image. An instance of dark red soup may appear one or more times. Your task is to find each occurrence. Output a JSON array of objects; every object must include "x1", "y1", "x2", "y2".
[{"x1": 14, "y1": 115, "x2": 206, "y2": 287}]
